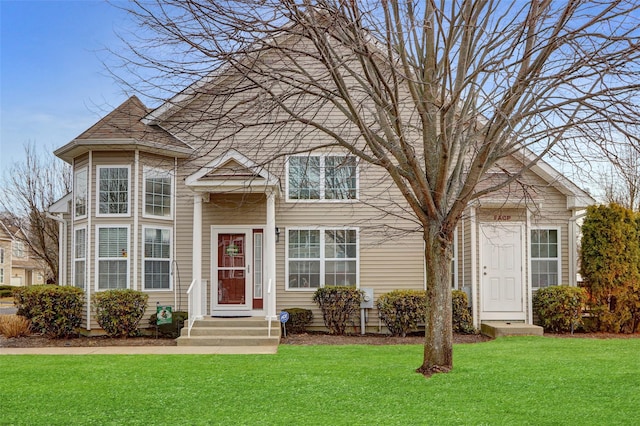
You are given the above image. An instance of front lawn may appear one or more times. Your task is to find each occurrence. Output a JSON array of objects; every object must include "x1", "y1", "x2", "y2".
[{"x1": 2, "y1": 337, "x2": 639, "y2": 425}]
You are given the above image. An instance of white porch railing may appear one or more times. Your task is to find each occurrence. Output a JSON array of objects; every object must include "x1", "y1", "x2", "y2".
[
  {"x1": 266, "y1": 278, "x2": 278, "y2": 337},
  {"x1": 186, "y1": 279, "x2": 206, "y2": 337}
]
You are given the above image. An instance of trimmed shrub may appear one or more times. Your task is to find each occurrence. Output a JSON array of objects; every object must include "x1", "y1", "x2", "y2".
[
  {"x1": 452, "y1": 290, "x2": 475, "y2": 334},
  {"x1": 376, "y1": 290, "x2": 426, "y2": 337},
  {"x1": 533, "y1": 286, "x2": 588, "y2": 332},
  {"x1": 13, "y1": 285, "x2": 83, "y2": 338},
  {"x1": 0, "y1": 285, "x2": 15, "y2": 298},
  {"x1": 312, "y1": 286, "x2": 362, "y2": 335},
  {"x1": 282, "y1": 308, "x2": 313, "y2": 333},
  {"x1": 148, "y1": 310, "x2": 188, "y2": 338},
  {"x1": 0, "y1": 314, "x2": 31, "y2": 338},
  {"x1": 94, "y1": 290, "x2": 148, "y2": 337},
  {"x1": 580, "y1": 204, "x2": 640, "y2": 333}
]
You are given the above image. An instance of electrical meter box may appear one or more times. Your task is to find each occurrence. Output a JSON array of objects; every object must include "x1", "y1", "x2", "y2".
[{"x1": 360, "y1": 288, "x2": 374, "y2": 309}]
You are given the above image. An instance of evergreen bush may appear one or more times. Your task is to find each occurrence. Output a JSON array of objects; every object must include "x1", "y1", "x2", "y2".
[
  {"x1": 533, "y1": 286, "x2": 588, "y2": 332},
  {"x1": 282, "y1": 308, "x2": 313, "y2": 333},
  {"x1": 580, "y1": 204, "x2": 640, "y2": 333},
  {"x1": 312, "y1": 286, "x2": 362, "y2": 335},
  {"x1": 13, "y1": 285, "x2": 83, "y2": 338},
  {"x1": 94, "y1": 290, "x2": 148, "y2": 337},
  {"x1": 376, "y1": 290, "x2": 426, "y2": 337}
]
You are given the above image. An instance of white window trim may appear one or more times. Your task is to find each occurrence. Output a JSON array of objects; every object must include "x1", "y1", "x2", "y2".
[
  {"x1": 530, "y1": 226, "x2": 562, "y2": 290},
  {"x1": 74, "y1": 167, "x2": 88, "y2": 219},
  {"x1": 285, "y1": 154, "x2": 359, "y2": 203},
  {"x1": 142, "y1": 225, "x2": 173, "y2": 292},
  {"x1": 285, "y1": 226, "x2": 360, "y2": 291},
  {"x1": 95, "y1": 225, "x2": 130, "y2": 291},
  {"x1": 73, "y1": 226, "x2": 87, "y2": 290},
  {"x1": 96, "y1": 165, "x2": 131, "y2": 217},
  {"x1": 142, "y1": 166, "x2": 174, "y2": 220},
  {"x1": 13, "y1": 241, "x2": 25, "y2": 258},
  {"x1": 452, "y1": 228, "x2": 458, "y2": 290}
]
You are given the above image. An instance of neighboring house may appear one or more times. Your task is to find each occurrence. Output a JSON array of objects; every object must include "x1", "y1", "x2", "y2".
[
  {"x1": 0, "y1": 220, "x2": 46, "y2": 287},
  {"x1": 50, "y1": 80, "x2": 594, "y2": 332}
]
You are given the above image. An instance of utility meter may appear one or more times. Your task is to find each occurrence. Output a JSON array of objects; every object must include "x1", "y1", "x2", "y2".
[{"x1": 360, "y1": 288, "x2": 374, "y2": 309}]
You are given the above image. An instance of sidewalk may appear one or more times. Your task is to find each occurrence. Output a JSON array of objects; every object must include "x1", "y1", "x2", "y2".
[{"x1": 0, "y1": 346, "x2": 278, "y2": 355}]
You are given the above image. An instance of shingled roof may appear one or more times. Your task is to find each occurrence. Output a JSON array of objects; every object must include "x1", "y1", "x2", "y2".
[{"x1": 54, "y1": 96, "x2": 193, "y2": 163}]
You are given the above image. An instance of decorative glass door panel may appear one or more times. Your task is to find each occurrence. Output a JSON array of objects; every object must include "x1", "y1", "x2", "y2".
[{"x1": 217, "y1": 233, "x2": 247, "y2": 305}]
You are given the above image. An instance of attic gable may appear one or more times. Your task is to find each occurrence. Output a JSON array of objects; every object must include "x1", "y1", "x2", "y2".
[{"x1": 186, "y1": 150, "x2": 279, "y2": 193}]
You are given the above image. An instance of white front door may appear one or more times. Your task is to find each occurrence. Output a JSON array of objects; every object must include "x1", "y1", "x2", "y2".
[
  {"x1": 480, "y1": 223, "x2": 525, "y2": 320},
  {"x1": 212, "y1": 228, "x2": 253, "y2": 316}
]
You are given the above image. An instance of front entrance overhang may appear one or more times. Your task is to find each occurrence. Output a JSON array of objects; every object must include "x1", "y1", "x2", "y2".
[{"x1": 186, "y1": 150, "x2": 280, "y2": 322}]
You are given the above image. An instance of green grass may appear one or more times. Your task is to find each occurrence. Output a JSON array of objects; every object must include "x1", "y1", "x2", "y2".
[{"x1": 2, "y1": 337, "x2": 639, "y2": 425}]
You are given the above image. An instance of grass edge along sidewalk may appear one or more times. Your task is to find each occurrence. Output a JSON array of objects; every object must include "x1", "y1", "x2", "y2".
[{"x1": 1, "y1": 336, "x2": 638, "y2": 425}]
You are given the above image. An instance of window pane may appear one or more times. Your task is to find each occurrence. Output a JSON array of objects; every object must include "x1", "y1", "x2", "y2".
[
  {"x1": 74, "y1": 261, "x2": 85, "y2": 289},
  {"x1": 288, "y1": 157, "x2": 320, "y2": 199},
  {"x1": 288, "y1": 260, "x2": 320, "y2": 288},
  {"x1": 74, "y1": 169, "x2": 87, "y2": 217},
  {"x1": 145, "y1": 172, "x2": 172, "y2": 217},
  {"x1": 98, "y1": 260, "x2": 127, "y2": 289},
  {"x1": 325, "y1": 156, "x2": 357, "y2": 200},
  {"x1": 98, "y1": 167, "x2": 128, "y2": 214},
  {"x1": 144, "y1": 228, "x2": 171, "y2": 290},
  {"x1": 99, "y1": 228, "x2": 128, "y2": 257}
]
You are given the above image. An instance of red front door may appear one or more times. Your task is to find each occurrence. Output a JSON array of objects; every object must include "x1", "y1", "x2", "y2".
[{"x1": 217, "y1": 233, "x2": 247, "y2": 305}]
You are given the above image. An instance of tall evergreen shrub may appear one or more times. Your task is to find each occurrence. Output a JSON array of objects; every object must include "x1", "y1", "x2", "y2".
[{"x1": 580, "y1": 204, "x2": 640, "y2": 333}]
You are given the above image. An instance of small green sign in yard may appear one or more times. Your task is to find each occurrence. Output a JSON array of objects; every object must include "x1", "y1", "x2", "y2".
[{"x1": 156, "y1": 305, "x2": 172, "y2": 325}]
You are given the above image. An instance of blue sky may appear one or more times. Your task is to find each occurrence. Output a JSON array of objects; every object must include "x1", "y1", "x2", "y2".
[{"x1": 0, "y1": 0, "x2": 131, "y2": 170}]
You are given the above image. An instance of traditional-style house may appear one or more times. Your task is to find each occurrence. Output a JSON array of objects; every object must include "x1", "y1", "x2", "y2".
[
  {"x1": 0, "y1": 220, "x2": 47, "y2": 287},
  {"x1": 50, "y1": 37, "x2": 594, "y2": 341}
]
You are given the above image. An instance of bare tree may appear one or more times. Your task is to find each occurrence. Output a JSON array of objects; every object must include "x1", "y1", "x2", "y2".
[
  {"x1": 601, "y1": 141, "x2": 640, "y2": 211},
  {"x1": 112, "y1": 0, "x2": 640, "y2": 375},
  {"x1": 0, "y1": 143, "x2": 72, "y2": 283}
]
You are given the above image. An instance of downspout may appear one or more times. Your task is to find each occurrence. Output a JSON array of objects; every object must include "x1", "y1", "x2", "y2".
[
  {"x1": 133, "y1": 150, "x2": 139, "y2": 290},
  {"x1": 87, "y1": 151, "x2": 92, "y2": 331},
  {"x1": 45, "y1": 212, "x2": 66, "y2": 285}
]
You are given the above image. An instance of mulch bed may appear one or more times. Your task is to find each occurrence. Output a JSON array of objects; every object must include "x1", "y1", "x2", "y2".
[{"x1": 2, "y1": 330, "x2": 637, "y2": 349}]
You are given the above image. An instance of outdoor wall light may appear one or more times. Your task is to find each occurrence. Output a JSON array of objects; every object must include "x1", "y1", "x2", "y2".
[{"x1": 275, "y1": 227, "x2": 280, "y2": 243}]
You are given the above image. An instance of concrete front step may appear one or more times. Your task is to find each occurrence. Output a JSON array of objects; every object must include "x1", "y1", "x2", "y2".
[
  {"x1": 176, "y1": 335, "x2": 280, "y2": 346},
  {"x1": 481, "y1": 321, "x2": 544, "y2": 338},
  {"x1": 176, "y1": 317, "x2": 281, "y2": 347},
  {"x1": 184, "y1": 327, "x2": 273, "y2": 337}
]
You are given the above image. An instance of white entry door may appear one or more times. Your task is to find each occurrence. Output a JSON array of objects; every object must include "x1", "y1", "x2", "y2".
[{"x1": 480, "y1": 223, "x2": 525, "y2": 320}]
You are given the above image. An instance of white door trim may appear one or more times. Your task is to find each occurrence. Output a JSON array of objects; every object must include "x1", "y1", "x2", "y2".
[
  {"x1": 479, "y1": 222, "x2": 526, "y2": 321},
  {"x1": 211, "y1": 226, "x2": 253, "y2": 316}
]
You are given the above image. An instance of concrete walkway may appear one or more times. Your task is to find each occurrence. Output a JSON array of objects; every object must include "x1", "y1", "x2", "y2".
[{"x1": 0, "y1": 346, "x2": 278, "y2": 355}]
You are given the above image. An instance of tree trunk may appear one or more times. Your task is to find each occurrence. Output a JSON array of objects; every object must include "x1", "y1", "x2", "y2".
[{"x1": 417, "y1": 223, "x2": 453, "y2": 377}]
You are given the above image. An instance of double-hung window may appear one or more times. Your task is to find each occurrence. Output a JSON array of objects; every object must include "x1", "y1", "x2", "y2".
[
  {"x1": 97, "y1": 166, "x2": 130, "y2": 215},
  {"x1": 74, "y1": 167, "x2": 88, "y2": 218},
  {"x1": 143, "y1": 227, "x2": 172, "y2": 290},
  {"x1": 13, "y1": 241, "x2": 24, "y2": 258},
  {"x1": 531, "y1": 228, "x2": 560, "y2": 289},
  {"x1": 97, "y1": 226, "x2": 129, "y2": 290},
  {"x1": 143, "y1": 168, "x2": 172, "y2": 218},
  {"x1": 0, "y1": 247, "x2": 4, "y2": 264},
  {"x1": 287, "y1": 228, "x2": 358, "y2": 289},
  {"x1": 287, "y1": 155, "x2": 357, "y2": 201},
  {"x1": 74, "y1": 228, "x2": 86, "y2": 289}
]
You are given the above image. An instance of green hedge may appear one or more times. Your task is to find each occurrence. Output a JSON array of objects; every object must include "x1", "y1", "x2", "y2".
[
  {"x1": 452, "y1": 290, "x2": 474, "y2": 334},
  {"x1": 533, "y1": 286, "x2": 588, "y2": 332},
  {"x1": 94, "y1": 290, "x2": 148, "y2": 337},
  {"x1": 376, "y1": 289, "x2": 475, "y2": 336},
  {"x1": 312, "y1": 286, "x2": 362, "y2": 335},
  {"x1": 282, "y1": 308, "x2": 313, "y2": 333},
  {"x1": 13, "y1": 285, "x2": 84, "y2": 338},
  {"x1": 376, "y1": 290, "x2": 426, "y2": 337}
]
